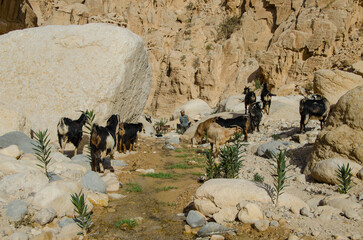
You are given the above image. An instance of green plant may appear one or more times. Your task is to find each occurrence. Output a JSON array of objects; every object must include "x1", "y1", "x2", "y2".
[
  {"x1": 141, "y1": 172, "x2": 174, "y2": 179},
  {"x1": 217, "y1": 16, "x2": 241, "y2": 40},
  {"x1": 154, "y1": 118, "x2": 168, "y2": 135},
  {"x1": 82, "y1": 109, "x2": 95, "y2": 161},
  {"x1": 156, "y1": 186, "x2": 178, "y2": 192},
  {"x1": 205, "y1": 43, "x2": 213, "y2": 51},
  {"x1": 115, "y1": 219, "x2": 138, "y2": 229},
  {"x1": 268, "y1": 150, "x2": 290, "y2": 206},
  {"x1": 272, "y1": 134, "x2": 280, "y2": 140},
  {"x1": 255, "y1": 79, "x2": 261, "y2": 90},
  {"x1": 71, "y1": 192, "x2": 93, "y2": 236},
  {"x1": 167, "y1": 164, "x2": 194, "y2": 169},
  {"x1": 125, "y1": 183, "x2": 142, "y2": 193},
  {"x1": 31, "y1": 130, "x2": 53, "y2": 180},
  {"x1": 336, "y1": 163, "x2": 353, "y2": 194},
  {"x1": 219, "y1": 132, "x2": 245, "y2": 178},
  {"x1": 254, "y1": 173, "x2": 265, "y2": 183},
  {"x1": 204, "y1": 149, "x2": 221, "y2": 179}
]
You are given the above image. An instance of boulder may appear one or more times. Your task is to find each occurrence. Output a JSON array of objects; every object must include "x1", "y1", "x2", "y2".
[
  {"x1": 217, "y1": 95, "x2": 245, "y2": 113},
  {"x1": 34, "y1": 208, "x2": 57, "y2": 226},
  {"x1": 237, "y1": 202, "x2": 264, "y2": 224},
  {"x1": 32, "y1": 180, "x2": 92, "y2": 217},
  {"x1": 0, "y1": 24, "x2": 151, "y2": 140},
  {"x1": 6, "y1": 200, "x2": 28, "y2": 222},
  {"x1": 0, "y1": 104, "x2": 30, "y2": 138},
  {"x1": 85, "y1": 191, "x2": 109, "y2": 207},
  {"x1": 71, "y1": 154, "x2": 92, "y2": 170},
  {"x1": 58, "y1": 217, "x2": 75, "y2": 228},
  {"x1": 265, "y1": 96, "x2": 303, "y2": 121},
  {"x1": 57, "y1": 223, "x2": 82, "y2": 240},
  {"x1": 309, "y1": 86, "x2": 363, "y2": 170},
  {"x1": 50, "y1": 152, "x2": 71, "y2": 163},
  {"x1": 213, "y1": 206, "x2": 239, "y2": 225},
  {"x1": 49, "y1": 161, "x2": 88, "y2": 180},
  {"x1": 0, "y1": 145, "x2": 22, "y2": 159},
  {"x1": 194, "y1": 179, "x2": 271, "y2": 217},
  {"x1": 311, "y1": 158, "x2": 362, "y2": 184},
  {"x1": 186, "y1": 210, "x2": 206, "y2": 228},
  {"x1": 313, "y1": 69, "x2": 362, "y2": 104},
  {"x1": 253, "y1": 220, "x2": 270, "y2": 232},
  {"x1": 0, "y1": 132, "x2": 36, "y2": 153},
  {"x1": 322, "y1": 197, "x2": 361, "y2": 212},
  {"x1": 101, "y1": 172, "x2": 120, "y2": 192},
  {"x1": 0, "y1": 154, "x2": 40, "y2": 175},
  {"x1": 0, "y1": 171, "x2": 49, "y2": 201},
  {"x1": 257, "y1": 141, "x2": 294, "y2": 158},
  {"x1": 278, "y1": 194, "x2": 309, "y2": 214},
  {"x1": 352, "y1": 61, "x2": 363, "y2": 76},
  {"x1": 172, "y1": 99, "x2": 212, "y2": 120},
  {"x1": 81, "y1": 170, "x2": 107, "y2": 193},
  {"x1": 8, "y1": 232, "x2": 29, "y2": 240},
  {"x1": 196, "y1": 222, "x2": 235, "y2": 237}
]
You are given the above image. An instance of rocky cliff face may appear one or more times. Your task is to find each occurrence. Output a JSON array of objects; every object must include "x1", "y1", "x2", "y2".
[{"x1": 2, "y1": 0, "x2": 363, "y2": 117}]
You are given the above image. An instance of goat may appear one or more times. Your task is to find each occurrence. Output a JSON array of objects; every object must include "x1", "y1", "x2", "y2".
[
  {"x1": 205, "y1": 122, "x2": 236, "y2": 156},
  {"x1": 299, "y1": 95, "x2": 330, "y2": 133},
  {"x1": 118, "y1": 123, "x2": 143, "y2": 152},
  {"x1": 57, "y1": 113, "x2": 88, "y2": 156},
  {"x1": 249, "y1": 102, "x2": 263, "y2": 132},
  {"x1": 215, "y1": 115, "x2": 250, "y2": 141},
  {"x1": 260, "y1": 83, "x2": 275, "y2": 115},
  {"x1": 90, "y1": 114, "x2": 120, "y2": 172},
  {"x1": 244, "y1": 87, "x2": 256, "y2": 114},
  {"x1": 192, "y1": 118, "x2": 217, "y2": 145}
]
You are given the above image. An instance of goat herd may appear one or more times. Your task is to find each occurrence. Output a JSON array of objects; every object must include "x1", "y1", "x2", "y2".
[{"x1": 56, "y1": 82, "x2": 331, "y2": 172}]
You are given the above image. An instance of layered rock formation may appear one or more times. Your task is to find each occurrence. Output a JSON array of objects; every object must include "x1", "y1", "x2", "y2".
[
  {"x1": 308, "y1": 85, "x2": 363, "y2": 170},
  {"x1": 0, "y1": 24, "x2": 151, "y2": 139},
  {"x1": 1, "y1": 0, "x2": 363, "y2": 117}
]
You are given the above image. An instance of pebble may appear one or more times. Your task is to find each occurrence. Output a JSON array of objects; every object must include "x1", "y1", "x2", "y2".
[
  {"x1": 344, "y1": 209, "x2": 361, "y2": 220},
  {"x1": 210, "y1": 235, "x2": 225, "y2": 240},
  {"x1": 270, "y1": 220, "x2": 279, "y2": 228},
  {"x1": 300, "y1": 207, "x2": 313, "y2": 218},
  {"x1": 254, "y1": 220, "x2": 269, "y2": 232},
  {"x1": 287, "y1": 234, "x2": 299, "y2": 240}
]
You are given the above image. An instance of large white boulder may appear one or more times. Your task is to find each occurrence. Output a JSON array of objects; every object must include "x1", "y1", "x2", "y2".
[
  {"x1": 0, "y1": 24, "x2": 151, "y2": 139},
  {"x1": 0, "y1": 104, "x2": 30, "y2": 136},
  {"x1": 172, "y1": 99, "x2": 212, "y2": 120}
]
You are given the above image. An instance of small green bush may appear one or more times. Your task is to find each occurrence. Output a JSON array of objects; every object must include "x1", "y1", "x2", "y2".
[
  {"x1": 204, "y1": 149, "x2": 221, "y2": 179},
  {"x1": 253, "y1": 173, "x2": 265, "y2": 183},
  {"x1": 219, "y1": 132, "x2": 245, "y2": 178},
  {"x1": 32, "y1": 129, "x2": 53, "y2": 180},
  {"x1": 125, "y1": 183, "x2": 142, "y2": 193},
  {"x1": 115, "y1": 219, "x2": 138, "y2": 229},
  {"x1": 336, "y1": 163, "x2": 353, "y2": 194},
  {"x1": 71, "y1": 192, "x2": 93, "y2": 236},
  {"x1": 255, "y1": 79, "x2": 261, "y2": 89}
]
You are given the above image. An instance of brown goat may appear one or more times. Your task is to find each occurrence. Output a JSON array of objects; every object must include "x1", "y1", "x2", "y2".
[
  {"x1": 192, "y1": 118, "x2": 217, "y2": 145},
  {"x1": 205, "y1": 122, "x2": 236, "y2": 156}
]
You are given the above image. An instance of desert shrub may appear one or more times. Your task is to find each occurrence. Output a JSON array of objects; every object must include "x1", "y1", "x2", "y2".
[
  {"x1": 219, "y1": 132, "x2": 245, "y2": 178},
  {"x1": 336, "y1": 163, "x2": 353, "y2": 194},
  {"x1": 71, "y1": 192, "x2": 93, "y2": 236},
  {"x1": 253, "y1": 173, "x2": 264, "y2": 183},
  {"x1": 204, "y1": 149, "x2": 221, "y2": 179},
  {"x1": 217, "y1": 16, "x2": 241, "y2": 40}
]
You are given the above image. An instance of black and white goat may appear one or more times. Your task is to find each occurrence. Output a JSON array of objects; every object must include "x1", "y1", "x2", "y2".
[
  {"x1": 90, "y1": 114, "x2": 120, "y2": 172},
  {"x1": 57, "y1": 113, "x2": 88, "y2": 156},
  {"x1": 299, "y1": 95, "x2": 330, "y2": 133},
  {"x1": 244, "y1": 87, "x2": 256, "y2": 114},
  {"x1": 260, "y1": 83, "x2": 275, "y2": 115}
]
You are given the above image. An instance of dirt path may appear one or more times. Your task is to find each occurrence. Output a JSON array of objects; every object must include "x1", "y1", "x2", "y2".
[{"x1": 88, "y1": 137, "x2": 296, "y2": 240}]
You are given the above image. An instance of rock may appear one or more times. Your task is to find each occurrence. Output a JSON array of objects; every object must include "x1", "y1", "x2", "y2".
[
  {"x1": 85, "y1": 191, "x2": 109, "y2": 207},
  {"x1": 0, "y1": 145, "x2": 22, "y2": 159},
  {"x1": 344, "y1": 209, "x2": 361, "y2": 220},
  {"x1": 287, "y1": 234, "x2": 299, "y2": 240},
  {"x1": 0, "y1": 103, "x2": 30, "y2": 137},
  {"x1": 71, "y1": 155, "x2": 92, "y2": 170},
  {"x1": 352, "y1": 61, "x2": 363, "y2": 76},
  {"x1": 194, "y1": 179, "x2": 271, "y2": 217},
  {"x1": 32, "y1": 230, "x2": 57, "y2": 240},
  {"x1": 257, "y1": 141, "x2": 294, "y2": 158},
  {"x1": 135, "y1": 169, "x2": 155, "y2": 174},
  {"x1": 81, "y1": 170, "x2": 107, "y2": 193},
  {"x1": 0, "y1": 154, "x2": 40, "y2": 175},
  {"x1": 213, "y1": 206, "x2": 238, "y2": 225},
  {"x1": 172, "y1": 99, "x2": 212, "y2": 120},
  {"x1": 163, "y1": 144, "x2": 175, "y2": 150},
  {"x1": 309, "y1": 86, "x2": 363, "y2": 169},
  {"x1": 196, "y1": 222, "x2": 235, "y2": 237},
  {"x1": 34, "y1": 208, "x2": 57, "y2": 226},
  {"x1": 0, "y1": 132, "x2": 36, "y2": 153},
  {"x1": 267, "y1": 96, "x2": 303, "y2": 121},
  {"x1": 108, "y1": 193, "x2": 127, "y2": 200},
  {"x1": 50, "y1": 152, "x2": 71, "y2": 163},
  {"x1": 48, "y1": 172, "x2": 63, "y2": 182},
  {"x1": 270, "y1": 220, "x2": 279, "y2": 227},
  {"x1": 32, "y1": 180, "x2": 92, "y2": 217},
  {"x1": 186, "y1": 210, "x2": 206, "y2": 228},
  {"x1": 279, "y1": 194, "x2": 309, "y2": 214},
  {"x1": 111, "y1": 160, "x2": 128, "y2": 167},
  {"x1": 166, "y1": 136, "x2": 180, "y2": 145},
  {"x1": 237, "y1": 202, "x2": 264, "y2": 224},
  {"x1": 57, "y1": 223, "x2": 82, "y2": 240},
  {"x1": 217, "y1": 95, "x2": 245, "y2": 113},
  {"x1": 300, "y1": 207, "x2": 313, "y2": 218},
  {"x1": 210, "y1": 235, "x2": 225, "y2": 240},
  {"x1": 310, "y1": 158, "x2": 362, "y2": 184},
  {"x1": 0, "y1": 24, "x2": 151, "y2": 140},
  {"x1": 101, "y1": 172, "x2": 120, "y2": 192},
  {"x1": 315, "y1": 206, "x2": 340, "y2": 221},
  {"x1": 0, "y1": 171, "x2": 49, "y2": 201},
  {"x1": 253, "y1": 220, "x2": 270, "y2": 232},
  {"x1": 323, "y1": 198, "x2": 361, "y2": 212},
  {"x1": 58, "y1": 217, "x2": 75, "y2": 228},
  {"x1": 49, "y1": 161, "x2": 88, "y2": 180},
  {"x1": 6, "y1": 200, "x2": 28, "y2": 222},
  {"x1": 357, "y1": 168, "x2": 363, "y2": 180},
  {"x1": 9, "y1": 232, "x2": 29, "y2": 240},
  {"x1": 184, "y1": 224, "x2": 192, "y2": 234}
]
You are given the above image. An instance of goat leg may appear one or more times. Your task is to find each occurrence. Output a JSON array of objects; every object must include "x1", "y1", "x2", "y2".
[{"x1": 60, "y1": 136, "x2": 68, "y2": 154}]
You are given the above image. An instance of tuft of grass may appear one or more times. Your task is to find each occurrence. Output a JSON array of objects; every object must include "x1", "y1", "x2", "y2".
[
  {"x1": 336, "y1": 163, "x2": 353, "y2": 194},
  {"x1": 141, "y1": 172, "x2": 174, "y2": 179},
  {"x1": 31, "y1": 129, "x2": 52, "y2": 180},
  {"x1": 253, "y1": 173, "x2": 265, "y2": 183},
  {"x1": 125, "y1": 183, "x2": 142, "y2": 193},
  {"x1": 14, "y1": 214, "x2": 33, "y2": 228},
  {"x1": 205, "y1": 43, "x2": 213, "y2": 51},
  {"x1": 217, "y1": 16, "x2": 241, "y2": 40},
  {"x1": 156, "y1": 186, "x2": 178, "y2": 192},
  {"x1": 268, "y1": 150, "x2": 291, "y2": 206},
  {"x1": 71, "y1": 192, "x2": 93, "y2": 236},
  {"x1": 167, "y1": 164, "x2": 194, "y2": 169},
  {"x1": 115, "y1": 219, "x2": 138, "y2": 229},
  {"x1": 175, "y1": 153, "x2": 190, "y2": 159}
]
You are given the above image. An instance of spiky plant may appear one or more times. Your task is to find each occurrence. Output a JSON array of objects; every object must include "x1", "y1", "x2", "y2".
[
  {"x1": 253, "y1": 173, "x2": 264, "y2": 183},
  {"x1": 82, "y1": 109, "x2": 95, "y2": 161},
  {"x1": 71, "y1": 192, "x2": 93, "y2": 236},
  {"x1": 268, "y1": 150, "x2": 290, "y2": 206},
  {"x1": 31, "y1": 129, "x2": 52, "y2": 180},
  {"x1": 218, "y1": 132, "x2": 245, "y2": 178},
  {"x1": 204, "y1": 149, "x2": 221, "y2": 179},
  {"x1": 336, "y1": 163, "x2": 353, "y2": 194}
]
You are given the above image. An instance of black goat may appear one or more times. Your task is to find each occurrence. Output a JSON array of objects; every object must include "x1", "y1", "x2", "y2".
[
  {"x1": 57, "y1": 113, "x2": 88, "y2": 156},
  {"x1": 249, "y1": 102, "x2": 263, "y2": 132},
  {"x1": 118, "y1": 123, "x2": 143, "y2": 152},
  {"x1": 216, "y1": 115, "x2": 250, "y2": 141},
  {"x1": 299, "y1": 95, "x2": 330, "y2": 133},
  {"x1": 90, "y1": 114, "x2": 120, "y2": 172},
  {"x1": 260, "y1": 83, "x2": 275, "y2": 115},
  {"x1": 243, "y1": 87, "x2": 256, "y2": 114}
]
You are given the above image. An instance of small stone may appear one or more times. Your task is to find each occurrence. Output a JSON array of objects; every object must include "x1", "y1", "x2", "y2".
[
  {"x1": 58, "y1": 217, "x2": 75, "y2": 228},
  {"x1": 300, "y1": 207, "x2": 313, "y2": 218},
  {"x1": 108, "y1": 208, "x2": 116, "y2": 213},
  {"x1": 210, "y1": 235, "x2": 225, "y2": 240},
  {"x1": 344, "y1": 209, "x2": 361, "y2": 220},
  {"x1": 197, "y1": 222, "x2": 235, "y2": 237},
  {"x1": 254, "y1": 220, "x2": 269, "y2": 232},
  {"x1": 184, "y1": 225, "x2": 192, "y2": 234},
  {"x1": 108, "y1": 193, "x2": 126, "y2": 200},
  {"x1": 162, "y1": 144, "x2": 175, "y2": 150},
  {"x1": 186, "y1": 210, "x2": 206, "y2": 228},
  {"x1": 81, "y1": 171, "x2": 106, "y2": 193},
  {"x1": 34, "y1": 208, "x2": 57, "y2": 225},
  {"x1": 9, "y1": 232, "x2": 28, "y2": 240},
  {"x1": 6, "y1": 200, "x2": 28, "y2": 222},
  {"x1": 312, "y1": 231, "x2": 320, "y2": 237},
  {"x1": 287, "y1": 234, "x2": 299, "y2": 240},
  {"x1": 270, "y1": 220, "x2": 279, "y2": 228}
]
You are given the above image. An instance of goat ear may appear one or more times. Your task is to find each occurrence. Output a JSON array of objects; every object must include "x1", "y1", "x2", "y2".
[{"x1": 91, "y1": 134, "x2": 101, "y2": 147}]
